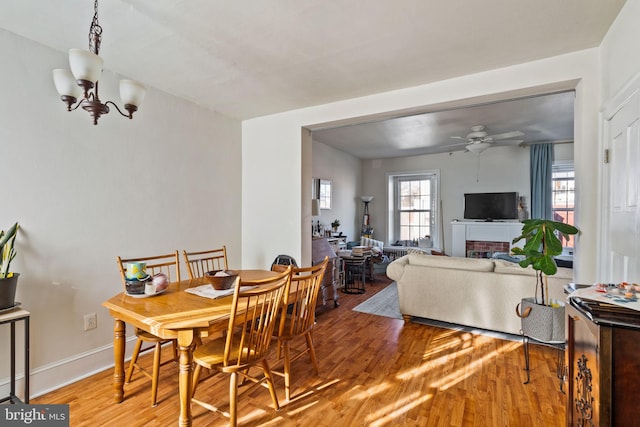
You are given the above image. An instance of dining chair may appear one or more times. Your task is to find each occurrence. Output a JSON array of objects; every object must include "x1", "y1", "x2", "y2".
[
  {"x1": 182, "y1": 246, "x2": 228, "y2": 279},
  {"x1": 270, "y1": 257, "x2": 328, "y2": 401},
  {"x1": 116, "y1": 251, "x2": 181, "y2": 407},
  {"x1": 191, "y1": 266, "x2": 291, "y2": 426}
]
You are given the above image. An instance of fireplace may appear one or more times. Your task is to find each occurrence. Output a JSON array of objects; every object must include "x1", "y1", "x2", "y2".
[
  {"x1": 465, "y1": 240, "x2": 510, "y2": 258},
  {"x1": 451, "y1": 221, "x2": 523, "y2": 258}
]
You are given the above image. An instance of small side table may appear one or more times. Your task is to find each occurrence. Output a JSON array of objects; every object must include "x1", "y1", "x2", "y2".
[
  {"x1": 0, "y1": 307, "x2": 30, "y2": 404},
  {"x1": 341, "y1": 257, "x2": 367, "y2": 294}
]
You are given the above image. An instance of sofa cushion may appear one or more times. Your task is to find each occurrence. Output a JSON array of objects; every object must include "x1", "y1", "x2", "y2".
[{"x1": 407, "y1": 253, "x2": 494, "y2": 272}]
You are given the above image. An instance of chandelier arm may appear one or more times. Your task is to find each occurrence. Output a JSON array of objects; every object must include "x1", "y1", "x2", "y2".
[
  {"x1": 68, "y1": 99, "x2": 85, "y2": 112},
  {"x1": 104, "y1": 101, "x2": 133, "y2": 119}
]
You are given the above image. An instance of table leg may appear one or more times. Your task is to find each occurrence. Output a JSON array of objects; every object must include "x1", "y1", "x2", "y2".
[
  {"x1": 24, "y1": 316, "x2": 29, "y2": 404},
  {"x1": 178, "y1": 330, "x2": 195, "y2": 427},
  {"x1": 113, "y1": 319, "x2": 126, "y2": 403},
  {"x1": 10, "y1": 321, "x2": 15, "y2": 401}
]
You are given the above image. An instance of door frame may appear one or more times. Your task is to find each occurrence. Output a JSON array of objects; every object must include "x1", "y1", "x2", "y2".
[{"x1": 599, "y1": 71, "x2": 640, "y2": 279}]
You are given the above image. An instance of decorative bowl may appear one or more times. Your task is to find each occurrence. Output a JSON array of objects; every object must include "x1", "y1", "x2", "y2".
[
  {"x1": 204, "y1": 270, "x2": 239, "y2": 290},
  {"x1": 125, "y1": 276, "x2": 150, "y2": 295}
]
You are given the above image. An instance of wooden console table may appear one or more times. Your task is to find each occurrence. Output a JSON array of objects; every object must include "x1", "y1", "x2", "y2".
[
  {"x1": 0, "y1": 307, "x2": 30, "y2": 404},
  {"x1": 566, "y1": 296, "x2": 640, "y2": 426}
]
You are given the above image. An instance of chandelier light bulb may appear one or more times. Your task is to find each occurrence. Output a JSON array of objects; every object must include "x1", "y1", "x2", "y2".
[
  {"x1": 68, "y1": 49, "x2": 103, "y2": 84},
  {"x1": 52, "y1": 69, "x2": 81, "y2": 98},
  {"x1": 120, "y1": 80, "x2": 146, "y2": 108}
]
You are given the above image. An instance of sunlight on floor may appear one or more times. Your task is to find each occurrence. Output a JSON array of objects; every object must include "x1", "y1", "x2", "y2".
[
  {"x1": 396, "y1": 344, "x2": 475, "y2": 381},
  {"x1": 349, "y1": 381, "x2": 391, "y2": 400},
  {"x1": 431, "y1": 341, "x2": 521, "y2": 390},
  {"x1": 365, "y1": 392, "x2": 433, "y2": 426}
]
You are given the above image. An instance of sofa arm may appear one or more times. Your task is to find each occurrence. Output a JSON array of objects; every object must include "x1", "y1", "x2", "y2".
[{"x1": 386, "y1": 255, "x2": 409, "y2": 282}]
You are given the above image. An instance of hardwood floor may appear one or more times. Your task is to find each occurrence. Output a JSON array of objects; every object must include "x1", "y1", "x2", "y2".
[{"x1": 32, "y1": 275, "x2": 566, "y2": 426}]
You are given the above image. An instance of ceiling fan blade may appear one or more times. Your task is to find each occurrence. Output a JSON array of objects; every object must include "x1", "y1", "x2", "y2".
[
  {"x1": 450, "y1": 136, "x2": 468, "y2": 140},
  {"x1": 488, "y1": 131, "x2": 524, "y2": 140}
]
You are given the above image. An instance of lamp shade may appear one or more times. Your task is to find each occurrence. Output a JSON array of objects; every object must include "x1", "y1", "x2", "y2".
[
  {"x1": 52, "y1": 69, "x2": 81, "y2": 98},
  {"x1": 361, "y1": 196, "x2": 374, "y2": 203},
  {"x1": 311, "y1": 199, "x2": 321, "y2": 216},
  {"x1": 119, "y1": 79, "x2": 146, "y2": 107},
  {"x1": 68, "y1": 48, "x2": 103, "y2": 83},
  {"x1": 466, "y1": 142, "x2": 490, "y2": 155}
]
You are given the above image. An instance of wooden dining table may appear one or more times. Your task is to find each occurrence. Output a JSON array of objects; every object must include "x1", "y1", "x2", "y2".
[{"x1": 102, "y1": 269, "x2": 279, "y2": 427}]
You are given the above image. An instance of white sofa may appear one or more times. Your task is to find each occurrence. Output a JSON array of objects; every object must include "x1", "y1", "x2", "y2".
[{"x1": 386, "y1": 253, "x2": 573, "y2": 335}]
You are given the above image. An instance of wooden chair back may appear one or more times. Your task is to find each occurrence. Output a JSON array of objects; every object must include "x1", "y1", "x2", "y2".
[
  {"x1": 182, "y1": 247, "x2": 228, "y2": 279},
  {"x1": 277, "y1": 257, "x2": 328, "y2": 339},
  {"x1": 222, "y1": 266, "x2": 291, "y2": 369},
  {"x1": 116, "y1": 251, "x2": 181, "y2": 292}
]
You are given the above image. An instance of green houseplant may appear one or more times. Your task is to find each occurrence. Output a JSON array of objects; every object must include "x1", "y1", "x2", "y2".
[
  {"x1": 331, "y1": 219, "x2": 340, "y2": 232},
  {"x1": 511, "y1": 218, "x2": 578, "y2": 343},
  {"x1": 0, "y1": 222, "x2": 20, "y2": 309}
]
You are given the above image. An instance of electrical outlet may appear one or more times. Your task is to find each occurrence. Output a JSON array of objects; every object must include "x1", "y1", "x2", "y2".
[{"x1": 84, "y1": 313, "x2": 97, "y2": 331}]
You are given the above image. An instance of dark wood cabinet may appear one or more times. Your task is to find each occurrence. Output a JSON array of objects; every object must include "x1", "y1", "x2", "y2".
[
  {"x1": 566, "y1": 297, "x2": 640, "y2": 426},
  {"x1": 311, "y1": 237, "x2": 339, "y2": 311}
]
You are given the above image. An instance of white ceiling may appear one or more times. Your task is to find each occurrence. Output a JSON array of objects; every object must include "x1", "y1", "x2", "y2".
[
  {"x1": 0, "y1": 0, "x2": 625, "y2": 157},
  {"x1": 313, "y1": 91, "x2": 576, "y2": 159}
]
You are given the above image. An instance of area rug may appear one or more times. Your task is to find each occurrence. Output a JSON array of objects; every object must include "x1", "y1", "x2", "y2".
[{"x1": 352, "y1": 282, "x2": 403, "y2": 319}]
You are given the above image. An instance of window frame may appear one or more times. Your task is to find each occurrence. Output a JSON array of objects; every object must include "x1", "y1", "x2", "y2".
[
  {"x1": 388, "y1": 170, "x2": 440, "y2": 247},
  {"x1": 552, "y1": 161, "x2": 575, "y2": 249}
]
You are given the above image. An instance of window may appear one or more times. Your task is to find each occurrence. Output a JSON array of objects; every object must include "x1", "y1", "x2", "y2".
[
  {"x1": 391, "y1": 172, "x2": 439, "y2": 245},
  {"x1": 552, "y1": 162, "x2": 575, "y2": 248},
  {"x1": 317, "y1": 179, "x2": 332, "y2": 209}
]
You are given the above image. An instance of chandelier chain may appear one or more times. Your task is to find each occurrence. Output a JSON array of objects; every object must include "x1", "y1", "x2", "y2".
[{"x1": 89, "y1": 0, "x2": 102, "y2": 55}]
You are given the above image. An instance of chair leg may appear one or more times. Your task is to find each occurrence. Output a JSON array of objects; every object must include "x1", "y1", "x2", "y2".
[
  {"x1": 192, "y1": 364, "x2": 202, "y2": 396},
  {"x1": 151, "y1": 341, "x2": 162, "y2": 406},
  {"x1": 229, "y1": 372, "x2": 239, "y2": 427},
  {"x1": 305, "y1": 332, "x2": 319, "y2": 375},
  {"x1": 125, "y1": 338, "x2": 144, "y2": 383},
  {"x1": 283, "y1": 341, "x2": 291, "y2": 401},
  {"x1": 171, "y1": 340, "x2": 178, "y2": 361},
  {"x1": 261, "y1": 359, "x2": 280, "y2": 411}
]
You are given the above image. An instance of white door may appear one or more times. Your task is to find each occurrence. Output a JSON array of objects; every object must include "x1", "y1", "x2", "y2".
[{"x1": 601, "y1": 84, "x2": 640, "y2": 282}]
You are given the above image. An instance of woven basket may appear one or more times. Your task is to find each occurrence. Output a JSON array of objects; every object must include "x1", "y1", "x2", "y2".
[{"x1": 517, "y1": 297, "x2": 565, "y2": 343}]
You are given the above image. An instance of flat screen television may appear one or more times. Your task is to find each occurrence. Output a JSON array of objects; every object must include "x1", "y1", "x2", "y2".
[{"x1": 464, "y1": 192, "x2": 518, "y2": 221}]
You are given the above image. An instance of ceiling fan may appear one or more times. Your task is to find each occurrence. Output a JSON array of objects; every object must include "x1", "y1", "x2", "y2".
[{"x1": 450, "y1": 125, "x2": 524, "y2": 154}]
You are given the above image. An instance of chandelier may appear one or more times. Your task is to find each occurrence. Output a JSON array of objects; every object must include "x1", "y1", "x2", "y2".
[{"x1": 52, "y1": 0, "x2": 145, "y2": 125}]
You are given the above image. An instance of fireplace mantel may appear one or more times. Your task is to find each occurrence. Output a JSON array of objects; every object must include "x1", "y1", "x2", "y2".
[{"x1": 451, "y1": 221, "x2": 523, "y2": 258}]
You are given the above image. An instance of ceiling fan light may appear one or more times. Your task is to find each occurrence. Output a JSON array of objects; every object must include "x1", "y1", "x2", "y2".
[
  {"x1": 119, "y1": 79, "x2": 146, "y2": 107},
  {"x1": 68, "y1": 48, "x2": 103, "y2": 83},
  {"x1": 52, "y1": 68, "x2": 81, "y2": 98},
  {"x1": 466, "y1": 142, "x2": 490, "y2": 154}
]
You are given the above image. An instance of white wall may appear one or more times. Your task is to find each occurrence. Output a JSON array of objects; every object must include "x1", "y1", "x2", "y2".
[
  {"x1": 601, "y1": 0, "x2": 640, "y2": 102},
  {"x1": 243, "y1": 49, "x2": 600, "y2": 284},
  {"x1": 312, "y1": 141, "x2": 361, "y2": 241},
  {"x1": 0, "y1": 29, "x2": 242, "y2": 396},
  {"x1": 362, "y1": 146, "x2": 530, "y2": 251}
]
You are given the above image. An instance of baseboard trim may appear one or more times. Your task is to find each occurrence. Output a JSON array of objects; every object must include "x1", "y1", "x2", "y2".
[{"x1": 0, "y1": 335, "x2": 139, "y2": 401}]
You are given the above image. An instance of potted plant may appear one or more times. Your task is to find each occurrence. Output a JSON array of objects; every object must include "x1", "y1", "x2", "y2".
[
  {"x1": 0, "y1": 222, "x2": 20, "y2": 309},
  {"x1": 331, "y1": 219, "x2": 340, "y2": 232},
  {"x1": 511, "y1": 219, "x2": 578, "y2": 342}
]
